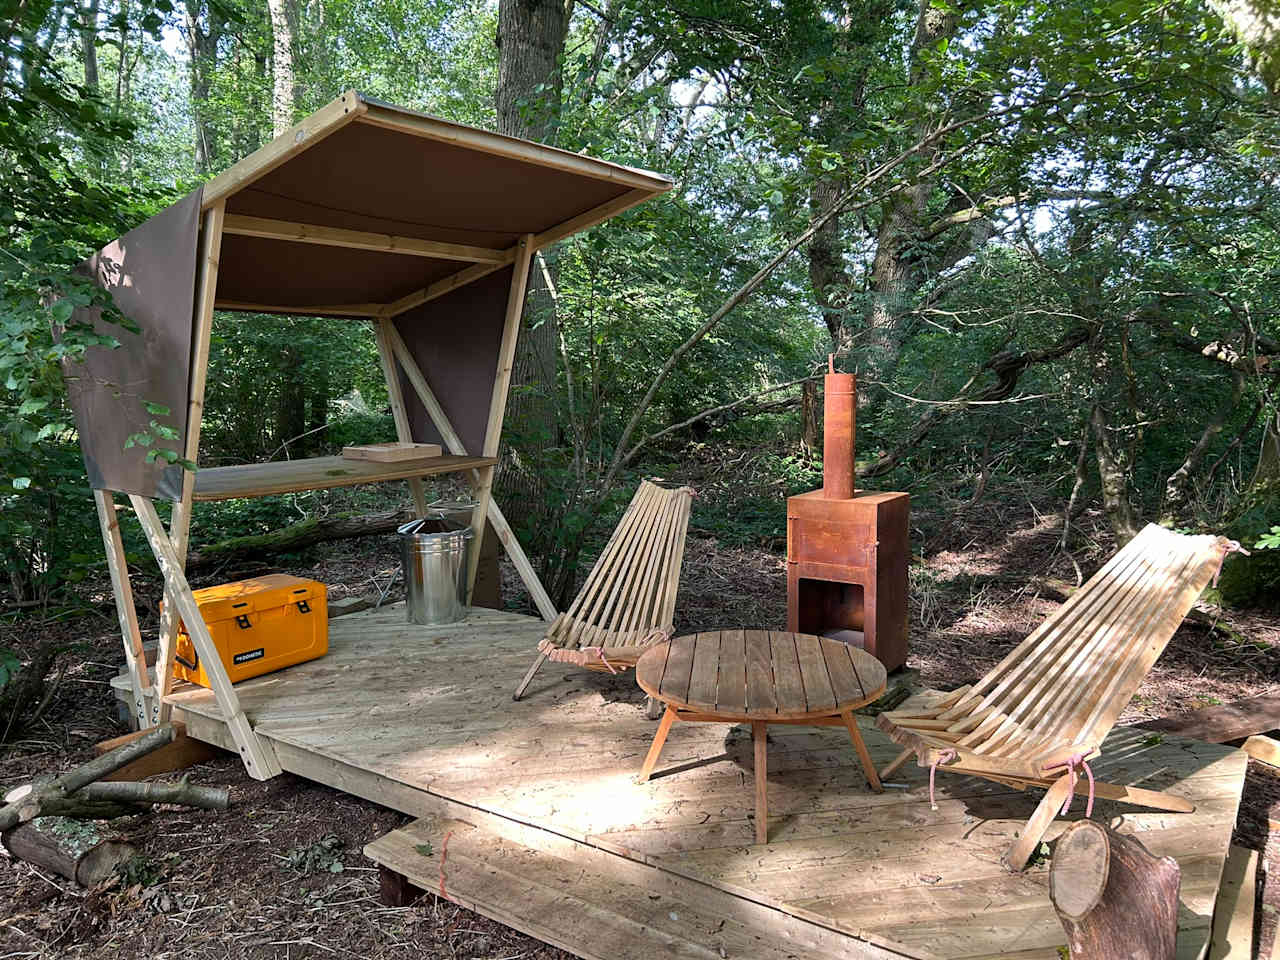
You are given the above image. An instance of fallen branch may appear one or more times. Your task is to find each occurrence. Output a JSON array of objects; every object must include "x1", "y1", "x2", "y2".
[
  {"x1": 186, "y1": 509, "x2": 415, "y2": 570},
  {"x1": 2, "y1": 818, "x2": 136, "y2": 887},
  {"x1": 0, "y1": 723, "x2": 175, "y2": 831},
  {"x1": 80, "y1": 779, "x2": 229, "y2": 811}
]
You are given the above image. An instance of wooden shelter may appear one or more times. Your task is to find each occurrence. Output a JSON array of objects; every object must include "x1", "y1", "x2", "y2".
[{"x1": 67, "y1": 91, "x2": 671, "y2": 778}]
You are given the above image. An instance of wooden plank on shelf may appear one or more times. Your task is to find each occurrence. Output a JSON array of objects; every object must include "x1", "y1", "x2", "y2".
[
  {"x1": 341, "y1": 442, "x2": 442, "y2": 462},
  {"x1": 1209, "y1": 844, "x2": 1257, "y2": 959},
  {"x1": 222, "y1": 214, "x2": 507, "y2": 263},
  {"x1": 1137, "y1": 691, "x2": 1280, "y2": 744},
  {"x1": 191, "y1": 454, "x2": 496, "y2": 501}
]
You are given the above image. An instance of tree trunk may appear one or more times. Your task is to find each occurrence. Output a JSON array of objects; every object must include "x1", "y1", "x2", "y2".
[
  {"x1": 1252, "y1": 408, "x2": 1280, "y2": 487},
  {"x1": 1162, "y1": 370, "x2": 1244, "y2": 520},
  {"x1": 266, "y1": 0, "x2": 295, "y2": 136},
  {"x1": 1092, "y1": 402, "x2": 1140, "y2": 542},
  {"x1": 80, "y1": 0, "x2": 99, "y2": 92},
  {"x1": 1050, "y1": 820, "x2": 1179, "y2": 960},
  {"x1": 492, "y1": 0, "x2": 569, "y2": 583},
  {"x1": 807, "y1": 175, "x2": 852, "y2": 352},
  {"x1": 275, "y1": 345, "x2": 306, "y2": 454},
  {"x1": 800, "y1": 379, "x2": 821, "y2": 457},
  {"x1": 2, "y1": 818, "x2": 136, "y2": 886},
  {"x1": 185, "y1": 2, "x2": 225, "y2": 174}
]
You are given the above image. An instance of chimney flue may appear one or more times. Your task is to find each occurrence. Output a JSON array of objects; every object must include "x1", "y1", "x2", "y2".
[{"x1": 822, "y1": 354, "x2": 856, "y2": 500}]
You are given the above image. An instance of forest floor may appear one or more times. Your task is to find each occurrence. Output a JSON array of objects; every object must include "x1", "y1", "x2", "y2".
[{"x1": 2, "y1": 479, "x2": 1279, "y2": 959}]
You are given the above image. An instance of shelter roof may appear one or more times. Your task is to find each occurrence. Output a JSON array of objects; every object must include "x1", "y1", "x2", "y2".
[{"x1": 203, "y1": 91, "x2": 673, "y2": 315}]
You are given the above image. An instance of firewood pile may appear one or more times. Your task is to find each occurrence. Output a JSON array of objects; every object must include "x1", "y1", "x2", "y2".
[{"x1": 0, "y1": 724, "x2": 229, "y2": 887}]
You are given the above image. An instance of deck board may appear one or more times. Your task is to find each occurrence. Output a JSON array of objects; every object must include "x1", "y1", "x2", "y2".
[{"x1": 167, "y1": 605, "x2": 1248, "y2": 960}]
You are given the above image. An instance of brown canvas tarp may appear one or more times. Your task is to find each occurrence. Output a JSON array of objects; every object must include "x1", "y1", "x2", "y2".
[
  {"x1": 394, "y1": 265, "x2": 521, "y2": 457},
  {"x1": 62, "y1": 189, "x2": 203, "y2": 501}
]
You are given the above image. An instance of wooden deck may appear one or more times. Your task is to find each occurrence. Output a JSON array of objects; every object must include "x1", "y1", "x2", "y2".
[{"x1": 166, "y1": 605, "x2": 1248, "y2": 960}]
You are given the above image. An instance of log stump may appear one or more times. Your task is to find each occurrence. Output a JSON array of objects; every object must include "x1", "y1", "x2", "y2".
[
  {"x1": 2, "y1": 817, "x2": 136, "y2": 886},
  {"x1": 1050, "y1": 820, "x2": 1181, "y2": 960}
]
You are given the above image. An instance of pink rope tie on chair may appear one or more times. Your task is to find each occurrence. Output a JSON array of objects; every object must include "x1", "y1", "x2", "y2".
[
  {"x1": 1045, "y1": 753, "x2": 1095, "y2": 817},
  {"x1": 1211, "y1": 538, "x2": 1250, "y2": 588},
  {"x1": 588, "y1": 646, "x2": 618, "y2": 674},
  {"x1": 929, "y1": 749, "x2": 957, "y2": 810}
]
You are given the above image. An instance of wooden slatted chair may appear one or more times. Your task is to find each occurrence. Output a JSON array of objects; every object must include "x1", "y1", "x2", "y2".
[
  {"x1": 513, "y1": 480, "x2": 695, "y2": 699},
  {"x1": 876, "y1": 523, "x2": 1240, "y2": 871}
]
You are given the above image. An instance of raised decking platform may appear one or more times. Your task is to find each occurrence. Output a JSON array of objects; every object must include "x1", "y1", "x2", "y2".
[{"x1": 166, "y1": 605, "x2": 1248, "y2": 959}]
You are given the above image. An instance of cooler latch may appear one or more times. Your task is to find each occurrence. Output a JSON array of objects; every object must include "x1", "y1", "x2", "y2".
[
  {"x1": 296, "y1": 600, "x2": 311, "y2": 613},
  {"x1": 235, "y1": 613, "x2": 252, "y2": 629}
]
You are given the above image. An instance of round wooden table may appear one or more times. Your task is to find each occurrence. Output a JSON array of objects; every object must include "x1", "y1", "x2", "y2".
[{"x1": 635, "y1": 629, "x2": 887, "y2": 844}]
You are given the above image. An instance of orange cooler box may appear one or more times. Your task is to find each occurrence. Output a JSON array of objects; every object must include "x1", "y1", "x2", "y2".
[{"x1": 174, "y1": 574, "x2": 328, "y2": 687}]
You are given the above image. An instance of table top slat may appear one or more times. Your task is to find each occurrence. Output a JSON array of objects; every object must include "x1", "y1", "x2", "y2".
[
  {"x1": 824, "y1": 639, "x2": 867, "y2": 705},
  {"x1": 686, "y1": 632, "x2": 722, "y2": 712},
  {"x1": 795, "y1": 633, "x2": 836, "y2": 713},
  {"x1": 659, "y1": 633, "x2": 695, "y2": 703},
  {"x1": 768, "y1": 632, "x2": 807, "y2": 715},
  {"x1": 744, "y1": 630, "x2": 777, "y2": 715},
  {"x1": 715, "y1": 630, "x2": 748, "y2": 713}
]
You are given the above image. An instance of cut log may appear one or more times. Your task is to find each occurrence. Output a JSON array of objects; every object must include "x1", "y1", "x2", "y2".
[
  {"x1": 1136, "y1": 691, "x2": 1280, "y2": 743},
  {"x1": 2, "y1": 817, "x2": 136, "y2": 886},
  {"x1": 1049, "y1": 820, "x2": 1180, "y2": 960}
]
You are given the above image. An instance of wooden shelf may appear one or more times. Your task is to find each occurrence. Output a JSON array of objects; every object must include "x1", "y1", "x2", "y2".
[{"x1": 192, "y1": 454, "x2": 496, "y2": 502}]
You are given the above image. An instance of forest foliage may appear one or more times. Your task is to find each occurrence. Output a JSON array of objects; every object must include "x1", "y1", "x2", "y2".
[{"x1": 2, "y1": 0, "x2": 1279, "y2": 612}]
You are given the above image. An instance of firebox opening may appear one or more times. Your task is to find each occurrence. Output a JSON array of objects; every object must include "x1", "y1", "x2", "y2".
[{"x1": 796, "y1": 578, "x2": 866, "y2": 646}]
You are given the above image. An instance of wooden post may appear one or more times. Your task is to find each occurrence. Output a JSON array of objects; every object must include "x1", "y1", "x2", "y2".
[
  {"x1": 466, "y1": 234, "x2": 533, "y2": 603},
  {"x1": 383, "y1": 317, "x2": 557, "y2": 622},
  {"x1": 374, "y1": 320, "x2": 429, "y2": 517},
  {"x1": 1050, "y1": 820, "x2": 1181, "y2": 960},
  {"x1": 129, "y1": 495, "x2": 282, "y2": 780},
  {"x1": 154, "y1": 201, "x2": 224, "y2": 724},
  {"x1": 92, "y1": 489, "x2": 152, "y2": 728}
]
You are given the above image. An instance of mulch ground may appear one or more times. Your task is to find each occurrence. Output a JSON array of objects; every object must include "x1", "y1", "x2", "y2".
[{"x1": 2, "y1": 489, "x2": 1278, "y2": 959}]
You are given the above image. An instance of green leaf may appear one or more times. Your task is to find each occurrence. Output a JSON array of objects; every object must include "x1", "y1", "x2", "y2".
[
  {"x1": 12, "y1": 477, "x2": 31, "y2": 490},
  {"x1": 50, "y1": 300, "x2": 74, "y2": 323}
]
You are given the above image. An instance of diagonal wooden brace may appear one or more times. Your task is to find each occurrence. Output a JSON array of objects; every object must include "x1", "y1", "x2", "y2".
[{"x1": 129, "y1": 495, "x2": 282, "y2": 780}]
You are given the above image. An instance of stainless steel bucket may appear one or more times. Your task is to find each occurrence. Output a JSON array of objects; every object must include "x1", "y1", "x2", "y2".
[{"x1": 398, "y1": 516, "x2": 474, "y2": 626}]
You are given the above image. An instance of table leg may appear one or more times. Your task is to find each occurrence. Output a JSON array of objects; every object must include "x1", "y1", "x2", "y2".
[
  {"x1": 638, "y1": 705, "x2": 677, "y2": 782},
  {"x1": 753, "y1": 721, "x2": 768, "y2": 844},
  {"x1": 842, "y1": 711, "x2": 883, "y2": 793}
]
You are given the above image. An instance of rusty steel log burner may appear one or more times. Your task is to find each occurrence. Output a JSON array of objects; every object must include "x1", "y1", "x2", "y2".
[{"x1": 786, "y1": 358, "x2": 910, "y2": 671}]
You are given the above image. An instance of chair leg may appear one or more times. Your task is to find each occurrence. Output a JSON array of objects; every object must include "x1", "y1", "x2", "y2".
[
  {"x1": 638, "y1": 705, "x2": 677, "y2": 782},
  {"x1": 880, "y1": 747, "x2": 913, "y2": 781},
  {"x1": 842, "y1": 712, "x2": 883, "y2": 793},
  {"x1": 753, "y1": 720, "x2": 768, "y2": 844},
  {"x1": 1003, "y1": 775, "x2": 1074, "y2": 872},
  {"x1": 513, "y1": 652, "x2": 547, "y2": 701}
]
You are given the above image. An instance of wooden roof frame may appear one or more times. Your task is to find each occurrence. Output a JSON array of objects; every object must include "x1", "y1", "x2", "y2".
[{"x1": 89, "y1": 91, "x2": 672, "y2": 778}]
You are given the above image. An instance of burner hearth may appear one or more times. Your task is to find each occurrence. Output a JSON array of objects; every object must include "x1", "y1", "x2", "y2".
[{"x1": 786, "y1": 359, "x2": 909, "y2": 671}]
